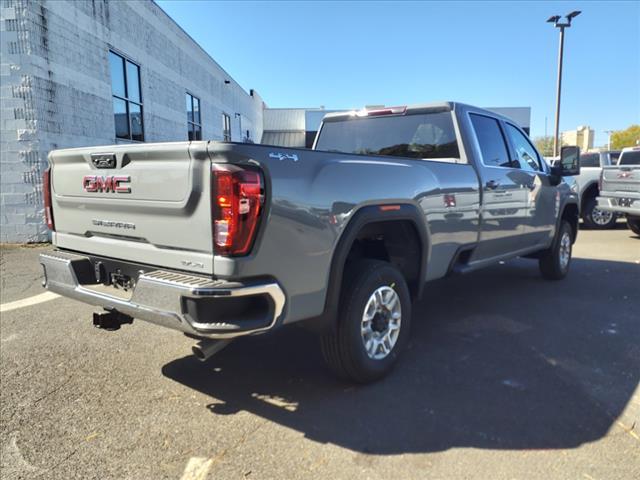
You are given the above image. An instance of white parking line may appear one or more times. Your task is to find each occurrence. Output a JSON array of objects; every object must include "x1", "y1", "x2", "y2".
[
  {"x1": 0, "y1": 292, "x2": 60, "y2": 313},
  {"x1": 179, "y1": 457, "x2": 213, "y2": 480}
]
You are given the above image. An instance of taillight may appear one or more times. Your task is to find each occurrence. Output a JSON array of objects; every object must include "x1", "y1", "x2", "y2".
[
  {"x1": 43, "y1": 167, "x2": 54, "y2": 230},
  {"x1": 212, "y1": 165, "x2": 263, "y2": 256}
]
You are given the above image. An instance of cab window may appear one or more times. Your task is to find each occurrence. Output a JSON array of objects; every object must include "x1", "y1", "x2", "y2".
[
  {"x1": 469, "y1": 114, "x2": 511, "y2": 168},
  {"x1": 315, "y1": 111, "x2": 460, "y2": 160},
  {"x1": 619, "y1": 150, "x2": 640, "y2": 165},
  {"x1": 579, "y1": 153, "x2": 600, "y2": 168},
  {"x1": 505, "y1": 123, "x2": 542, "y2": 172}
]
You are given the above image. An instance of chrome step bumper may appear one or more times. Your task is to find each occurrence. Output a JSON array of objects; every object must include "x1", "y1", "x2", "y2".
[
  {"x1": 40, "y1": 251, "x2": 286, "y2": 339},
  {"x1": 597, "y1": 193, "x2": 640, "y2": 216}
]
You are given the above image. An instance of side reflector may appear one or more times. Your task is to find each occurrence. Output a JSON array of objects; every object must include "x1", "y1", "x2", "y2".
[
  {"x1": 212, "y1": 165, "x2": 263, "y2": 256},
  {"x1": 43, "y1": 167, "x2": 55, "y2": 230}
]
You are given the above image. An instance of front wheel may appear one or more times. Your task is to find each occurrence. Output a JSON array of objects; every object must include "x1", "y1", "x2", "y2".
[
  {"x1": 627, "y1": 217, "x2": 640, "y2": 236},
  {"x1": 539, "y1": 220, "x2": 574, "y2": 280},
  {"x1": 320, "y1": 260, "x2": 411, "y2": 383},
  {"x1": 582, "y1": 197, "x2": 616, "y2": 229}
]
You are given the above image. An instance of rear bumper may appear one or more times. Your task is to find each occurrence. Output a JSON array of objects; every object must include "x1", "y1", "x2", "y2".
[
  {"x1": 597, "y1": 193, "x2": 640, "y2": 216},
  {"x1": 40, "y1": 250, "x2": 286, "y2": 339}
]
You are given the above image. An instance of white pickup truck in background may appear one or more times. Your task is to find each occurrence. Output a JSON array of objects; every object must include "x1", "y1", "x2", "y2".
[
  {"x1": 597, "y1": 146, "x2": 640, "y2": 236},
  {"x1": 574, "y1": 150, "x2": 620, "y2": 229}
]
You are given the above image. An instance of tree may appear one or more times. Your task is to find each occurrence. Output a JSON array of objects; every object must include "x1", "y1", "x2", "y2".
[
  {"x1": 534, "y1": 136, "x2": 554, "y2": 157},
  {"x1": 611, "y1": 125, "x2": 640, "y2": 150}
]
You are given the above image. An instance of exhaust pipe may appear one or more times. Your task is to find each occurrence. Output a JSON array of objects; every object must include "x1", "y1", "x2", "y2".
[{"x1": 192, "y1": 339, "x2": 231, "y2": 362}]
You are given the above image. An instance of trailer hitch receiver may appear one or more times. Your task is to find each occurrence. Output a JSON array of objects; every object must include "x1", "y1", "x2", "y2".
[{"x1": 93, "y1": 309, "x2": 133, "y2": 331}]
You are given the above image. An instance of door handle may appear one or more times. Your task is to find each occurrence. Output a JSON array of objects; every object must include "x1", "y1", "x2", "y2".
[{"x1": 485, "y1": 180, "x2": 500, "y2": 190}]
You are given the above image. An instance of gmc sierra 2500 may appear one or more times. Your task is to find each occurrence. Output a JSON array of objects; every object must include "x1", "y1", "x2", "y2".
[
  {"x1": 41, "y1": 102, "x2": 581, "y2": 382},
  {"x1": 597, "y1": 146, "x2": 640, "y2": 235}
]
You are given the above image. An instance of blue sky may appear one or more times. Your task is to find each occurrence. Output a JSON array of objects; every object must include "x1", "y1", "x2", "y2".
[{"x1": 157, "y1": 0, "x2": 639, "y2": 146}]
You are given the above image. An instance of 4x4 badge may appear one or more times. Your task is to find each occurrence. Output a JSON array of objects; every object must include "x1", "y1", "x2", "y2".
[{"x1": 269, "y1": 152, "x2": 299, "y2": 162}]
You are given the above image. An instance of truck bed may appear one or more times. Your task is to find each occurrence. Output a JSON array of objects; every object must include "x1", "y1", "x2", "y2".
[{"x1": 48, "y1": 140, "x2": 481, "y2": 324}]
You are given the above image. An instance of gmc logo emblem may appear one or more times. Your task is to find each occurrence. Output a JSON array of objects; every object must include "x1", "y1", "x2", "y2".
[{"x1": 83, "y1": 175, "x2": 131, "y2": 193}]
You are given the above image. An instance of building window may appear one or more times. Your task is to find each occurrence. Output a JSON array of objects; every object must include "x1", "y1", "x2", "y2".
[
  {"x1": 109, "y1": 50, "x2": 144, "y2": 141},
  {"x1": 222, "y1": 113, "x2": 231, "y2": 141},
  {"x1": 186, "y1": 93, "x2": 202, "y2": 140}
]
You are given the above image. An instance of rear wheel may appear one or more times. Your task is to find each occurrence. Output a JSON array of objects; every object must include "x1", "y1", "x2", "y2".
[
  {"x1": 320, "y1": 260, "x2": 411, "y2": 383},
  {"x1": 582, "y1": 197, "x2": 616, "y2": 229},
  {"x1": 627, "y1": 217, "x2": 640, "y2": 236},
  {"x1": 539, "y1": 220, "x2": 573, "y2": 280}
]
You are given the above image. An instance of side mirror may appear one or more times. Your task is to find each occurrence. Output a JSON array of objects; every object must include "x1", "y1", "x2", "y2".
[{"x1": 551, "y1": 146, "x2": 581, "y2": 176}]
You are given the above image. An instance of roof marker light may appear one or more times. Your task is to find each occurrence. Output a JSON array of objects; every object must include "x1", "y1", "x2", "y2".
[{"x1": 354, "y1": 106, "x2": 408, "y2": 117}]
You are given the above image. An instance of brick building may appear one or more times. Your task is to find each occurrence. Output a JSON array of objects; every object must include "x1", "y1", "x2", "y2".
[
  {"x1": 1, "y1": 0, "x2": 264, "y2": 242},
  {"x1": 561, "y1": 125, "x2": 595, "y2": 152}
]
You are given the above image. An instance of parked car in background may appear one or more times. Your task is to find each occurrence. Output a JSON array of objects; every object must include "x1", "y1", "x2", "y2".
[
  {"x1": 547, "y1": 150, "x2": 621, "y2": 229},
  {"x1": 574, "y1": 150, "x2": 620, "y2": 229},
  {"x1": 609, "y1": 151, "x2": 621, "y2": 164},
  {"x1": 597, "y1": 146, "x2": 640, "y2": 236}
]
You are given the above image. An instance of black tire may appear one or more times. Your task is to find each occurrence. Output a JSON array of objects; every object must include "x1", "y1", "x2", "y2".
[
  {"x1": 320, "y1": 259, "x2": 411, "y2": 383},
  {"x1": 627, "y1": 217, "x2": 640, "y2": 236},
  {"x1": 539, "y1": 220, "x2": 574, "y2": 280},
  {"x1": 582, "y1": 197, "x2": 616, "y2": 229}
]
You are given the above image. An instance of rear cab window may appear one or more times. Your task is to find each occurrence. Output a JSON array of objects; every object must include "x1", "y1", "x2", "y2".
[
  {"x1": 315, "y1": 111, "x2": 460, "y2": 161},
  {"x1": 618, "y1": 149, "x2": 640, "y2": 165}
]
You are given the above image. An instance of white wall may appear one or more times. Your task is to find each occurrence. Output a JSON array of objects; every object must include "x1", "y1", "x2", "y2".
[{"x1": 0, "y1": 0, "x2": 263, "y2": 242}]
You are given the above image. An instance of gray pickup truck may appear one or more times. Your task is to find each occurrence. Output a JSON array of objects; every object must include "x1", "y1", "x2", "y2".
[
  {"x1": 597, "y1": 146, "x2": 640, "y2": 235},
  {"x1": 40, "y1": 102, "x2": 581, "y2": 382}
]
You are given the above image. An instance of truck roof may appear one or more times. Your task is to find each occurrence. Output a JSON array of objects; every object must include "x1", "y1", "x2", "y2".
[{"x1": 320, "y1": 102, "x2": 515, "y2": 124}]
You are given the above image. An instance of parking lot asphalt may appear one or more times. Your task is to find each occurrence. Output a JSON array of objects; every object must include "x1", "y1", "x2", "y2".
[{"x1": 1, "y1": 226, "x2": 639, "y2": 480}]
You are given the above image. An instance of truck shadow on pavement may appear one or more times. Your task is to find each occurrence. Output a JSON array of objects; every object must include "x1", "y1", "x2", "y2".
[{"x1": 162, "y1": 257, "x2": 639, "y2": 454}]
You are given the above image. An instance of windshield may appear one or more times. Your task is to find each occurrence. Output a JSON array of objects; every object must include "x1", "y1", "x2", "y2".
[
  {"x1": 618, "y1": 150, "x2": 640, "y2": 165},
  {"x1": 315, "y1": 111, "x2": 460, "y2": 160}
]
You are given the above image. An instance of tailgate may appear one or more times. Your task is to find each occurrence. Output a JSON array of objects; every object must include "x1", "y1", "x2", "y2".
[
  {"x1": 49, "y1": 142, "x2": 214, "y2": 274},
  {"x1": 601, "y1": 166, "x2": 640, "y2": 194}
]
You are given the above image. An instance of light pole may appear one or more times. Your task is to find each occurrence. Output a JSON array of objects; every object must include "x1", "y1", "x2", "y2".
[
  {"x1": 604, "y1": 130, "x2": 614, "y2": 151},
  {"x1": 547, "y1": 10, "x2": 581, "y2": 157}
]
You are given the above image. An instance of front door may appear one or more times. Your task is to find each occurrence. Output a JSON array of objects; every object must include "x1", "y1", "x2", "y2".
[
  {"x1": 468, "y1": 113, "x2": 529, "y2": 261},
  {"x1": 503, "y1": 122, "x2": 557, "y2": 248}
]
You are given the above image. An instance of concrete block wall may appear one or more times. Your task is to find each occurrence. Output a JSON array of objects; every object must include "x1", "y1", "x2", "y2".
[
  {"x1": 2, "y1": 0, "x2": 49, "y2": 242},
  {"x1": 1, "y1": 0, "x2": 264, "y2": 243}
]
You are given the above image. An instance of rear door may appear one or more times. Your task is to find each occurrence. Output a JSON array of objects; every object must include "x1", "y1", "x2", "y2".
[
  {"x1": 49, "y1": 142, "x2": 215, "y2": 275},
  {"x1": 467, "y1": 113, "x2": 529, "y2": 261}
]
